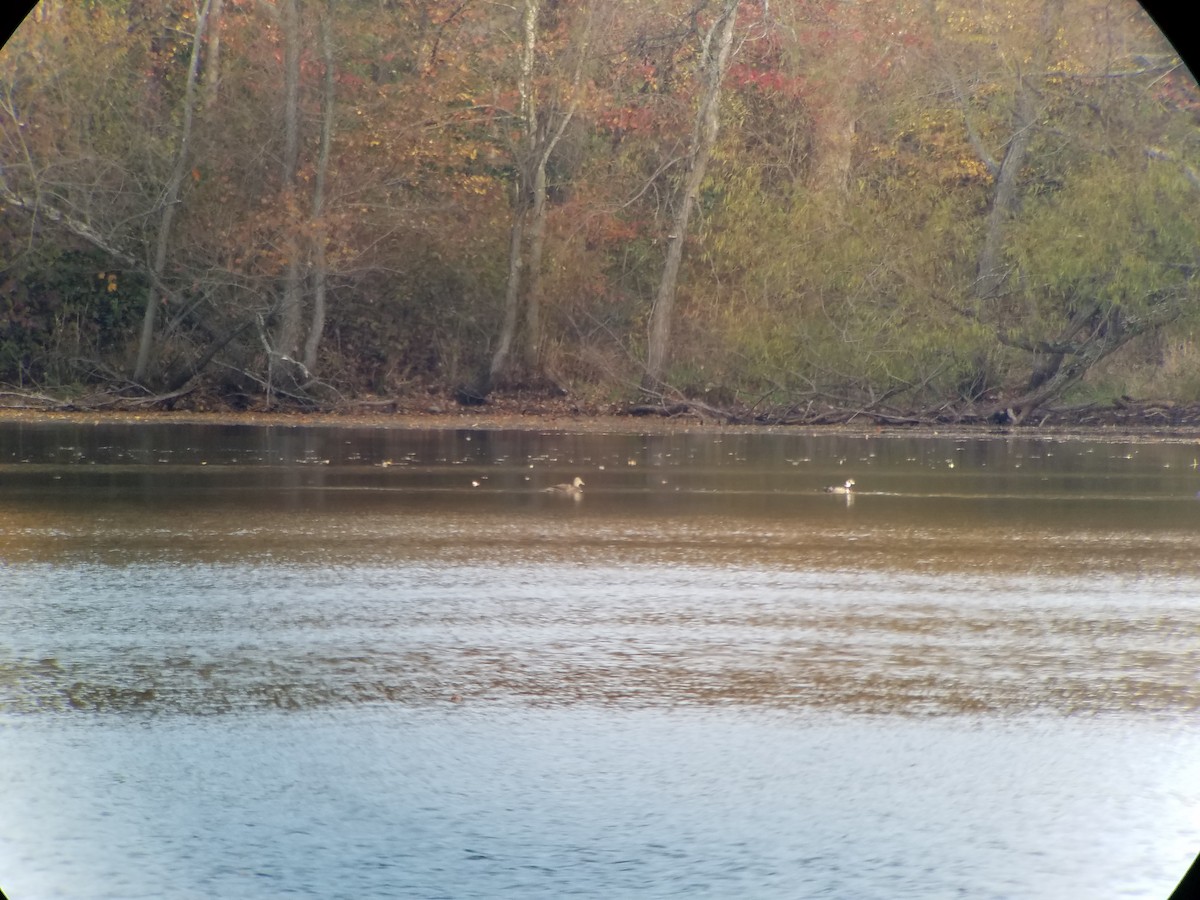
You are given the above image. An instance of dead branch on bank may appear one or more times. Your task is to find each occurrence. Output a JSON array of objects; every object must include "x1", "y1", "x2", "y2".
[{"x1": 0, "y1": 382, "x2": 198, "y2": 412}]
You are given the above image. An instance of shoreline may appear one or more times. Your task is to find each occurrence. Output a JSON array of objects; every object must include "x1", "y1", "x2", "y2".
[{"x1": 4, "y1": 406, "x2": 1200, "y2": 443}]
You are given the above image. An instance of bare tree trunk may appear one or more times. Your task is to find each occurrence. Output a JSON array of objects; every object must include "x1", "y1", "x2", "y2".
[
  {"x1": 275, "y1": 0, "x2": 304, "y2": 378},
  {"x1": 202, "y1": 0, "x2": 224, "y2": 110},
  {"x1": 280, "y1": 0, "x2": 301, "y2": 204},
  {"x1": 642, "y1": 0, "x2": 738, "y2": 392},
  {"x1": 523, "y1": 162, "x2": 549, "y2": 371},
  {"x1": 810, "y1": 106, "x2": 857, "y2": 197},
  {"x1": 974, "y1": 74, "x2": 1036, "y2": 302},
  {"x1": 302, "y1": 8, "x2": 335, "y2": 376},
  {"x1": 489, "y1": 212, "x2": 528, "y2": 386},
  {"x1": 485, "y1": 0, "x2": 592, "y2": 392},
  {"x1": 489, "y1": 0, "x2": 539, "y2": 387},
  {"x1": 133, "y1": 0, "x2": 212, "y2": 383},
  {"x1": 973, "y1": 0, "x2": 1064, "y2": 303},
  {"x1": 807, "y1": 0, "x2": 864, "y2": 198}
]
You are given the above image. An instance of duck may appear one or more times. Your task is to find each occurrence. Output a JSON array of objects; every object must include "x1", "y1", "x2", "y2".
[
  {"x1": 824, "y1": 478, "x2": 855, "y2": 494},
  {"x1": 544, "y1": 476, "x2": 585, "y2": 495}
]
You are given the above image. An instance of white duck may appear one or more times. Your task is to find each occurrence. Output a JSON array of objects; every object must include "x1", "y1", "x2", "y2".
[{"x1": 544, "y1": 476, "x2": 585, "y2": 495}]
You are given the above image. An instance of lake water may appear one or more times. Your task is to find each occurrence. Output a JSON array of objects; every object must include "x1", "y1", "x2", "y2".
[{"x1": 1, "y1": 421, "x2": 1198, "y2": 898}]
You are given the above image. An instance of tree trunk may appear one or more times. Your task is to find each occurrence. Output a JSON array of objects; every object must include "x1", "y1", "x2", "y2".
[
  {"x1": 133, "y1": 0, "x2": 212, "y2": 383},
  {"x1": 807, "y1": 0, "x2": 864, "y2": 199},
  {"x1": 488, "y1": 0, "x2": 539, "y2": 388},
  {"x1": 302, "y1": 9, "x2": 335, "y2": 377},
  {"x1": 810, "y1": 106, "x2": 857, "y2": 198},
  {"x1": 202, "y1": 0, "x2": 224, "y2": 110},
  {"x1": 489, "y1": 212, "x2": 528, "y2": 386},
  {"x1": 974, "y1": 76, "x2": 1036, "y2": 302},
  {"x1": 274, "y1": 0, "x2": 304, "y2": 383},
  {"x1": 642, "y1": 0, "x2": 738, "y2": 393},
  {"x1": 973, "y1": 0, "x2": 1064, "y2": 303},
  {"x1": 280, "y1": 0, "x2": 301, "y2": 199},
  {"x1": 523, "y1": 158, "x2": 549, "y2": 371},
  {"x1": 483, "y1": 0, "x2": 591, "y2": 393}
]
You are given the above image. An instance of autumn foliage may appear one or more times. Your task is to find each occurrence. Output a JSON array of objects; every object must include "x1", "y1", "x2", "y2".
[{"x1": 1, "y1": 0, "x2": 1197, "y2": 421}]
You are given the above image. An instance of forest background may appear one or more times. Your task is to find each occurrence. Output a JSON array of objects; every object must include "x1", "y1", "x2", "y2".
[{"x1": 1, "y1": 0, "x2": 1198, "y2": 425}]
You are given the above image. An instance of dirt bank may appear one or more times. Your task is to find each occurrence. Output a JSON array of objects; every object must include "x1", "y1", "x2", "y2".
[{"x1": 4, "y1": 398, "x2": 1200, "y2": 443}]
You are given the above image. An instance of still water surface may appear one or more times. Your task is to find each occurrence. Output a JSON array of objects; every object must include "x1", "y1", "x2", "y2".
[{"x1": 1, "y1": 422, "x2": 1199, "y2": 897}]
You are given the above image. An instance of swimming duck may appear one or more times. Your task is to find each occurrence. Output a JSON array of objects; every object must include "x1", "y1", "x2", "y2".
[
  {"x1": 824, "y1": 478, "x2": 855, "y2": 494},
  {"x1": 544, "y1": 476, "x2": 585, "y2": 495}
]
